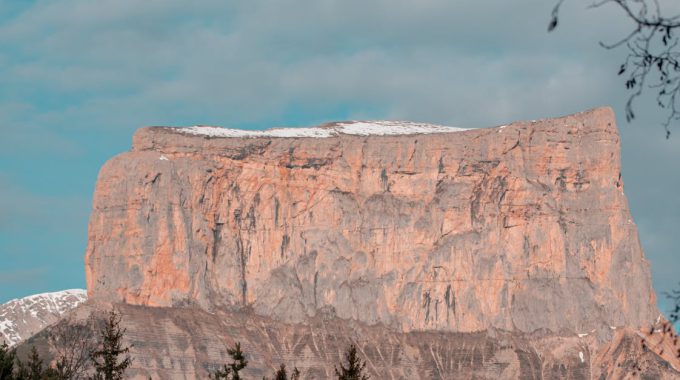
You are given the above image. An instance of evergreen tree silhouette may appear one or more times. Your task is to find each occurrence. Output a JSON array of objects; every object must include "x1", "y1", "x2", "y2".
[
  {"x1": 89, "y1": 310, "x2": 131, "y2": 380},
  {"x1": 210, "y1": 342, "x2": 248, "y2": 380},
  {"x1": 0, "y1": 341, "x2": 16, "y2": 379},
  {"x1": 334, "y1": 344, "x2": 369, "y2": 380}
]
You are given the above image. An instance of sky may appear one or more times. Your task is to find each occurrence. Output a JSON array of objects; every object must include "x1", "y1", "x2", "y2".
[{"x1": 0, "y1": 1, "x2": 678, "y2": 315}]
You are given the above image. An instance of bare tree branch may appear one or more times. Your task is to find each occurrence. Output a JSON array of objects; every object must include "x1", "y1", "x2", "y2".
[
  {"x1": 551, "y1": 0, "x2": 680, "y2": 138},
  {"x1": 48, "y1": 315, "x2": 98, "y2": 379}
]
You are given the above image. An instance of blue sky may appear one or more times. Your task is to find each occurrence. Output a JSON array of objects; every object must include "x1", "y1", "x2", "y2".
[{"x1": 0, "y1": 1, "x2": 678, "y2": 315}]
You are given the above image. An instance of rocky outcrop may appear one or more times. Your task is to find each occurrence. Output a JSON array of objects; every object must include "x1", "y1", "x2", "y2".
[
  {"x1": 21, "y1": 301, "x2": 680, "y2": 379},
  {"x1": 0, "y1": 290, "x2": 87, "y2": 347},
  {"x1": 85, "y1": 107, "x2": 657, "y2": 335}
]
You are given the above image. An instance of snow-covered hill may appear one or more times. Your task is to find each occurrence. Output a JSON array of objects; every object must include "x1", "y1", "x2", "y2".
[{"x1": 0, "y1": 289, "x2": 87, "y2": 347}]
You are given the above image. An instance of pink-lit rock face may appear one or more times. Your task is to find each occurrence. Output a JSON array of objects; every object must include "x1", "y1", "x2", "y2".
[{"x1": 85, "y1": 107, "x2": 658, "y2": 333}]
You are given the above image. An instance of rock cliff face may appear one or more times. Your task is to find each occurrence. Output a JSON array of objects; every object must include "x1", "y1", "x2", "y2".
[{"x1": 85, "y1": 107, "x2": 657, "y2": 335}]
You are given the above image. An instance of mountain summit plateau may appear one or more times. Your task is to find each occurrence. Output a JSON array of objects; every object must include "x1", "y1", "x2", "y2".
[{"x1": 87, "y1": 107, "x2": 656, "y2": 335}]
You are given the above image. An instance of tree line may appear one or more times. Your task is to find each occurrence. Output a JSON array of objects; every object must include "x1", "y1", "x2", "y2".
[
  {"x1": 208, "y1": 341, "x2": 369, "y2": 380},
  {"x1": 1, "y1": 310, "x2": 131, "y2": 380},
  {"x1": 0, "y1": 310, "x2": 370, "y2": 380}
]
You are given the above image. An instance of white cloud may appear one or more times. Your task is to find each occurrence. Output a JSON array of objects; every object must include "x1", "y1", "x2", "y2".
[{"x1": 0, "y1": 0, "x2": 677, "y2": 303}]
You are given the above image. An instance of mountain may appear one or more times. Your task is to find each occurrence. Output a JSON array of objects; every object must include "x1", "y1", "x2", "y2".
[
  {"x1": 86, "y1": 107, "x2": 656, "y2": 333},
  {"x1": 22, "y1": 107, "x2": 676, "y2": 378},
  {"x1": 0, "y1": 289, "x2": 87, "y2": 347}
]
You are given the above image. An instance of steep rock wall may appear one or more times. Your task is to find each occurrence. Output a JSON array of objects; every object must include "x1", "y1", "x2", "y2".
[{"x1": 85, "y1": 107, "x2": 657, "y2": 334}]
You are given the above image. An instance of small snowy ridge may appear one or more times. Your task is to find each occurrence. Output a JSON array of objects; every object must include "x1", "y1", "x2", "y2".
[
  {"x1": 579, "y1": 352, "x2": 585, "y2": 363},
  {"x1": 176, "y1": 120, "x2": 469, "y2": 139},
  {"x1": 0, "y1": 289, "x2": 87, "y2": 347},
  {"x1": 577, "y1": 333, "x2": 588, "y2": 338},
  {"x1": 159, "y1": 155, "x2": 169, "y2": 161},
  {"x1": 336, "y1": 121, "x2": 467, "y2": 136}
]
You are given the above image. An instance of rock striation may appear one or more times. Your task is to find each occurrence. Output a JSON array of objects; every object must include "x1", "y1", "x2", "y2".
[
  {"x1": 22, "y1": 301, "x2": 679, "y2": 379},
  {"x1": 85, "y1": 107, "x2": 657, "y2": 336}
]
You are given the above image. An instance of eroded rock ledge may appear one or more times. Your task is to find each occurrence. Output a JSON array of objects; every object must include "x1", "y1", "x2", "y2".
[{"x1": 23, "y1": 301, "x2": 678, "y2": 379}]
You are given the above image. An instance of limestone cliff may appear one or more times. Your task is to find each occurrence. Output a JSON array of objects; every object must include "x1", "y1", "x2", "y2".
[{"x1": 85, "y1": 107, "x2": 658, "y2": 335}]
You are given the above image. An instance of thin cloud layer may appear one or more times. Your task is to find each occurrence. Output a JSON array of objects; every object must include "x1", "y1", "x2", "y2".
[
  {"x1": 0, "y1": 1, "x2": 677, "y2": 312},
  {"x1": 0, "y1": 0, "x2": 623, "y2": 130}
]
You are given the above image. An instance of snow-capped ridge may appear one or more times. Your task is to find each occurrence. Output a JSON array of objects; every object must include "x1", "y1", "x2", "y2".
[
  {"x1": 0, "y1": 289, "x2": 87, "y2": 347},
  {"x1": 10, "y1": 288, "x2": 86, "y2": 302},
  {"x1": 175, "y1": 120, "x2": 469, "y2": 139}
]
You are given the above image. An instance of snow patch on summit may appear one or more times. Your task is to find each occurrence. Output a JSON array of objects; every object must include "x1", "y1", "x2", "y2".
[
  {"x1": 335, "y1": 121, "x2": 468, "y2": 136},
  {"x1": 176, "y1": 120, "x2": 469, "y2": 139}
]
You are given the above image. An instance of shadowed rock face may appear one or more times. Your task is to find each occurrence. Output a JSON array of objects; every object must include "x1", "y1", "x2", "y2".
[{"x1": 85, "y1": 107, "x2": 657, "y2": 335}]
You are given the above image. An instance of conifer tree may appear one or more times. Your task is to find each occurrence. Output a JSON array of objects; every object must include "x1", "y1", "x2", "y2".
[
  {"x1": 263, "y1": 363, "x2": 301, "y2": 380},
  {"x1": 89, "y1": 310, "x2": 131, "y2": 380},
  {"x1": 0, "y1": 341, "x2": 16, "y2": 380},
  {"x1": 13, "y1": 346, "x2": 61, "y2": 380},
  {"x1": 21, "y1": 346, "x2": 46, "y2": 380},
  {"x1": 274, "y1": 363, "x2": 287, "y2": 380},
  {"x1": 227, "y1": 342, "x2": 247, "y2": 380},
  {"x1": 334, "y1": 344, "x2": 369, "y2": 380},
  {"x1": 28, "y1": 347, "x2": 43, "y2": 380},
  {"x1": 290, "y1": 367, "x2": 300, "y2": 380},
  {"x1": 210, "y1": 342, "x2": 248, "y2": 380},
  {"x1": 209, "y1": 364, "x2": 230, "y2": 380}
]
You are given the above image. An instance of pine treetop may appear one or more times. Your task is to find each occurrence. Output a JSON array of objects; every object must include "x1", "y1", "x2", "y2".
[{"x1": 334, "y1": 344, "x2": 370, "y2": 380}]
